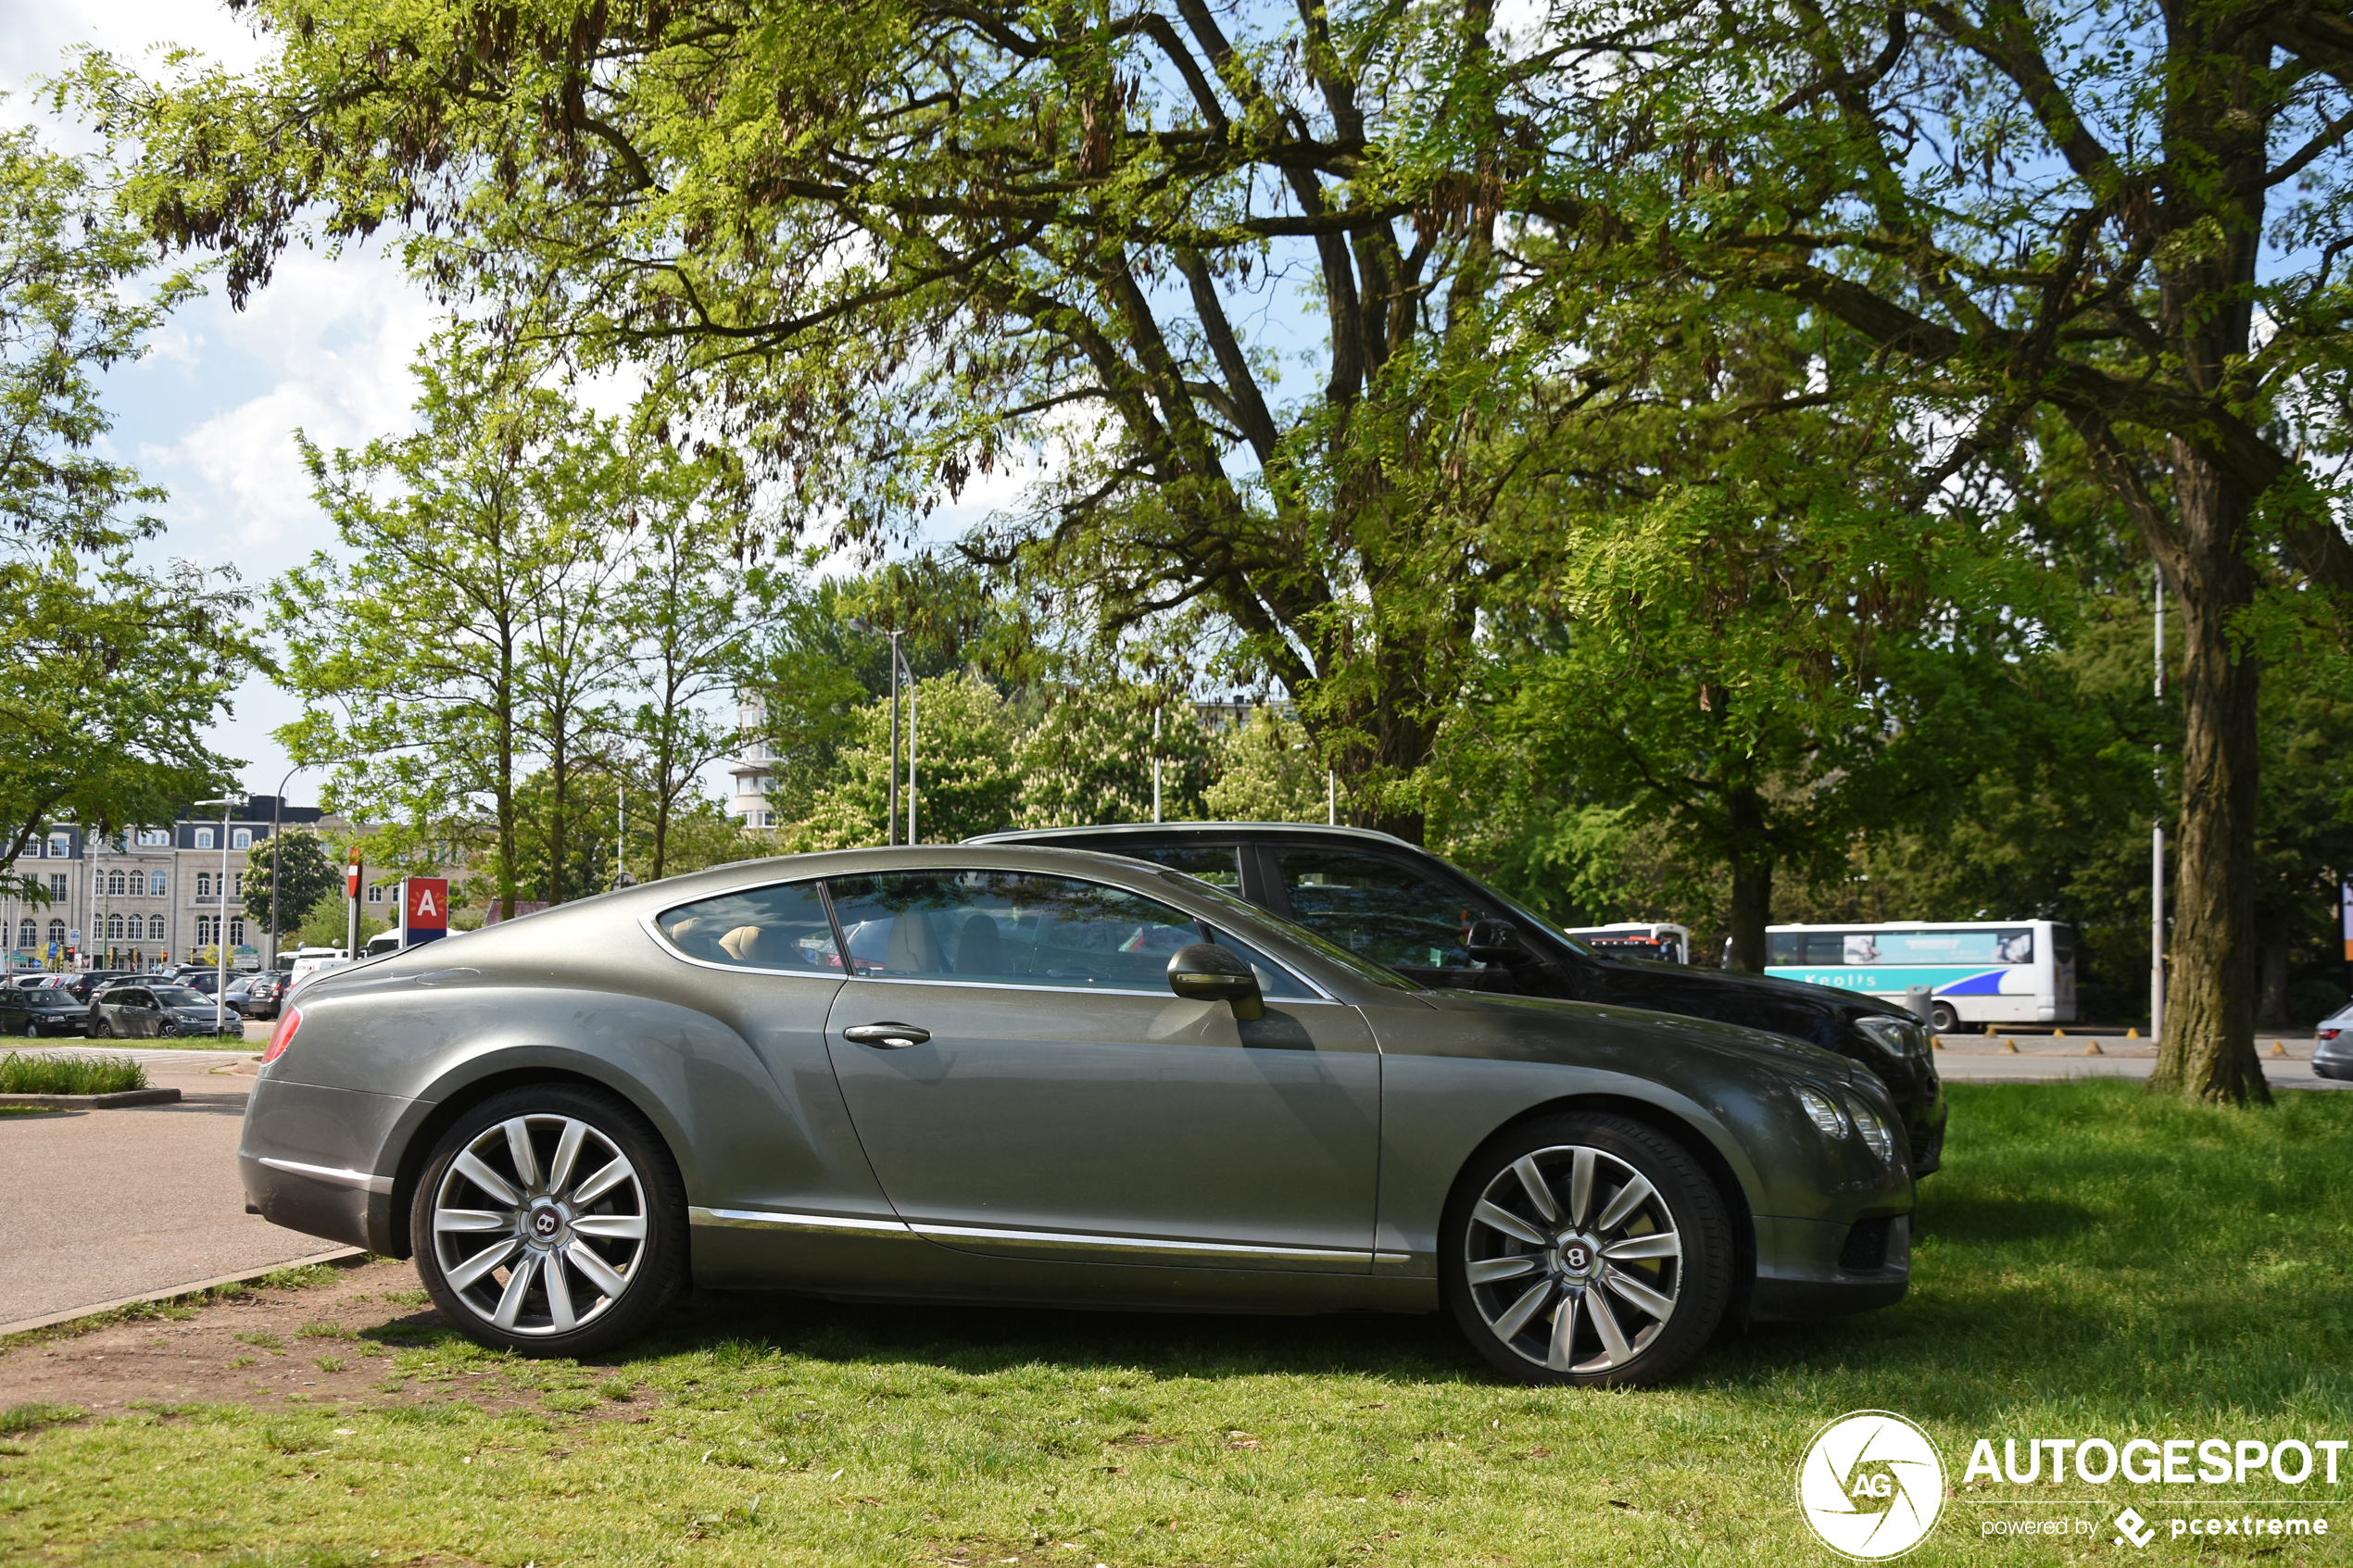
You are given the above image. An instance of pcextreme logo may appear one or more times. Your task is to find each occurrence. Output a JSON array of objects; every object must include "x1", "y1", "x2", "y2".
[{"x1": 1796, "y1": 1411, "x2": 1948, "y2": 1561}]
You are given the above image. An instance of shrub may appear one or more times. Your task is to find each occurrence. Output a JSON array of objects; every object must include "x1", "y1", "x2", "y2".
[{"x1": 0, "y1": 1052, "x2": 146, "y2": 1095}]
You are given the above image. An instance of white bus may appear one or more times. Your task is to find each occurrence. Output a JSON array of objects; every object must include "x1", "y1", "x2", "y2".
[
  {"x1": 1563, "y1": 922, "x2": 1693, "y2": 965},
  {"x1": 1764, "y1": 921, "x2": 2077, "y2": 1032}
]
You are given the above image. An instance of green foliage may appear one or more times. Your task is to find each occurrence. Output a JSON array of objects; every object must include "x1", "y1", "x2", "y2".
[
  {"x1": 1013, "y1": 686, "x2": 1214, "y2": 829},
  {"x1": 237, "y1": 829, "x2": 340, "y2": 946},
  {"x1": 0, "y1": 1052, "x2": 146, "y2": 1095},
  {"x1": 0, "y1": 124, "x2": 249, "y2": 892},
  {"x1": 792, "y1": 672, "x2": 1018, "y2": 848},
  {"x1": 0, "y1": 1402, "x2": 83, "y2": 1436},
  {"x1": 1202, "y1": 708, "x2": 1328, "y2": 824}
]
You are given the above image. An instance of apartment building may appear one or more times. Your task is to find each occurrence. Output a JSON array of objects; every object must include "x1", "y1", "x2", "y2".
[{"x1": 1, "y1": 795, "x2": 342, "y2": 972}]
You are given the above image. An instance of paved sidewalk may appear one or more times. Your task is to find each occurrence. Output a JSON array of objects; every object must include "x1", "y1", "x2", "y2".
[
  {"x1": 1933, "y1": 1036, "x2": 2345, "y2": 1089},
  {"x1": 0, "y1": 1052, "x2": 355, "y2": 1332}
]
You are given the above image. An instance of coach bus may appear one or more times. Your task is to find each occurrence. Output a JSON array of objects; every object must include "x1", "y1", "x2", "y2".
[{"x1": 1763, "y1": 920, "x2": 2077, "y2": 1032}]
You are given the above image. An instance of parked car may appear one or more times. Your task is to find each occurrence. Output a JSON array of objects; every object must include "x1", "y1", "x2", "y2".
[
  {"x1": 0, "y1": 979, "x2": 90, "y2": 1037},
  {"x1": 238, "y1": 972, "x2": 286, "y2": 1021},
  {"x1": 241, "y1": 844, "x2": 1914, "y2": 1385},
  {"x1": 61, "y1": 970, "x2": 139, "y2": 1004},
  {"x1": 2315, "y1": 1004, "x2": 2353, "y2": 1081},
  {"x1": 10, "y1": 972, "x2": 61, "y2": 990},
  {"x1": 87, "y1": 983, "x2": 244, "y2": 1038},
  {"x1": 972, "y1": 823, "x2": 1948, "y2": 1173}
]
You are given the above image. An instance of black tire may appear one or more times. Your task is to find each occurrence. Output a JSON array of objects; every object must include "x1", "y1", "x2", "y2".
[
  {"x1": 410, "y1": 1084, "x2": 686, "y2": 1358},
  {"x1": 1441, "y1": 1111, "x2": 1732, "y2": 1387},
  {"x1": 19, "y1": 1019, "x2": 36, "y2": 1038},
  {"x1": 89, "y1": 1018, "x2": 111, "y2": 1038},
  {"x1": 1928, "y1": 1000, "x2": 1960, "y2": 1034}
]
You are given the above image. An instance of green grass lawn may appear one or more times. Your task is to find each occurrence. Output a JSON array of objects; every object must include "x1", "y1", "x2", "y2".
[{"x1": 4, "y1": 1080, "x2": 2349, "y2": 1565}]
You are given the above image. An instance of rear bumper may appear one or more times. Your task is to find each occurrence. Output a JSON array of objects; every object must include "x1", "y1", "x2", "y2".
[
  {"x1": 1750, "y1": 1213, "x2": 1911, "y2": 1322},
  {"x1": 238, "y1": 1075, "x2": 419, "y2": 1255}
]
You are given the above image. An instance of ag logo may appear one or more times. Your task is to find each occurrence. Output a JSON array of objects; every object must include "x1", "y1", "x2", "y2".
[{"x1": 1796, "y1": 1410, "x2": 1945, "y2": 1560}]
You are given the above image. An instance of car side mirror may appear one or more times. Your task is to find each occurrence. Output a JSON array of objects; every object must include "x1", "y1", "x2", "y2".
[
  {"x1": 1166, "y1": 943, "x2": 1265, "y2": 1022},
  {"x1": 1465, "y1": 919, "x2": 1527, "y2": 964}
]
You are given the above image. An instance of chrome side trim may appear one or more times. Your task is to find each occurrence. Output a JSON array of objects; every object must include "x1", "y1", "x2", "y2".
[
  {"x1": 837, "y1": 972, "x2": 1343, "y2": 1006},
  {"x1": 688, "y1": 1205, "x2": 913, "y2": 1236},
  {"x1": 258, "y1": 1156, "x2": 394, "y2": 1196},
  {"x1": 912, "y1": 1221, "x2": 1366, "y2": 1263}
]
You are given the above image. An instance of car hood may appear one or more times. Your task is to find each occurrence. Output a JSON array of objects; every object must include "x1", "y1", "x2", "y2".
[{"x1": 1417, "y1": 985, "x2": 1873, "y2": 1090}]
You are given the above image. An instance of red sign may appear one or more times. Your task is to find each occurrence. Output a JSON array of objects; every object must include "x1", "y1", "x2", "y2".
[{"x1": 405, "y1": 878, "x2": 449, "y2": 932}]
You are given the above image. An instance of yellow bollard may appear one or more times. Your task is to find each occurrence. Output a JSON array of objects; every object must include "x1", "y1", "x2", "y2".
[
  {"x1": 2126, "y1": 1027, "x2": 2139, "y2": 1038},
  {"x1": 2083, "y1": 1040, "x2": 2103, "y2": 1055},
  {"x1": 2055, "y1": 1028, "x2": 2067, "y2": 1037},
  {"x1": 2271, "y1": 1040, "x2": 2289, "y2": 1058},
  {"x1": 2002, "y1": 1037, "x2": 2020, "y2": 1053}
]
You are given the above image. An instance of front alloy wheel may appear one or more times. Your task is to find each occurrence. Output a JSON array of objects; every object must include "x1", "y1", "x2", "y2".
[
  {"x1": 412, "y1": 1085, "x2": 685, "y2": 1356},
  {"x1": 1442, "y1": 1112, "x2": 1730, "y2": 1386}
]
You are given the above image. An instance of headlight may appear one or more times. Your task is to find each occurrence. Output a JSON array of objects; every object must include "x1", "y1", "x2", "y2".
[
  {"x1": 1854, "y1": 1015, "x2": 1926, "y2": 1060},
  {"x1": 1843, "y1": 1094, "x2": 1899, "y2": 1164},
  {"x1": 1794, "y1": 1085, "x2": 1849, "y2": 1138}
]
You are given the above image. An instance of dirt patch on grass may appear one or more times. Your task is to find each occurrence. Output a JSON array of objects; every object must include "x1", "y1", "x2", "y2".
[{"x1": 0, "y1": 1257, "x2": 649, "y2": 1421}]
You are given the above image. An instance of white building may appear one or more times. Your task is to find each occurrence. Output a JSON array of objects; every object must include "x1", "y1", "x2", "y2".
[{"x1": 727, "y1": 696, "x2": 779, "y2": 828}]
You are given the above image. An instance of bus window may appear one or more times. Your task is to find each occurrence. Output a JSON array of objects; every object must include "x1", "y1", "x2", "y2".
[
  {"x1": 1996, "y1": 930, "x2": 2033, "y2": 963},
  {"x1": 1843, "y1": 933, "x2": 1882, "y2": 964}
]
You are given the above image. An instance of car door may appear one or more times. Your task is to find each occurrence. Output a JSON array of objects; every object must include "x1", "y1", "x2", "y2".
[{"x1": 820, "y1": 868, "x2": 1382, "y2": 1272}]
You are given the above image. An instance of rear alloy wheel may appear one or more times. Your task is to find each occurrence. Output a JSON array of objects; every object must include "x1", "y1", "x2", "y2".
[
  {"x1": 1442, "y1": 1112, "x2": 1731, "y2": 1387},
  {"x1": 1928, "y1": 1000, "x2": 1960, "y2": 1034},
  {"x1": 411, "y1": 1085, "x2": 686, "y2": 1357},
  {"x1": 89, "y1": 1018, "x2": 111, "y2": 1038}
]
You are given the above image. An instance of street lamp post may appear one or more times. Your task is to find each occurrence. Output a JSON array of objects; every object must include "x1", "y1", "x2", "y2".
[
  {"x1": 195, "y1": 796, "x2": 237, "y2": 1037},
  {"x1": 268, "y1": 764, "x2": 305, "y2": 971},
  {"x1": 849, "y1": 621, "x2": 916, "y2": 847}
]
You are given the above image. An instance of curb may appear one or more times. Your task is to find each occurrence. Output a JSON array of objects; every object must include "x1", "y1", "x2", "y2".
[
  {"x1": 0, "y1": 1087, "x2": 182, "y2": 1109},
  {"x1": 0, "y1": 1247, "x2": 369, "y2": 1336}
]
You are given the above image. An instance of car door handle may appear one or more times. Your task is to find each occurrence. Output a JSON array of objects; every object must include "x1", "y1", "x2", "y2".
[{"x1": 841, "y1": 1022, "x2": 930, "y2": 1049}]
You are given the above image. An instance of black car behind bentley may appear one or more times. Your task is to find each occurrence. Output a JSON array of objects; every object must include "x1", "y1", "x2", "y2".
[{"x1": 975, "y1": 823, "x2": 1947, "y2": 1173}]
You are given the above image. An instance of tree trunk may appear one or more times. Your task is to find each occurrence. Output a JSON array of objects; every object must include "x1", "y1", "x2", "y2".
[
  {"x1": 1725, "y1": 786, "x2": 1771, "y2": 973},
  {"x1": 2147, "y1": 450, "x2": 2270, "y2": 1104}
]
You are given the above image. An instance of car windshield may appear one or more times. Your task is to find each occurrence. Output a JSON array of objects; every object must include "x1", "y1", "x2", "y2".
[
  {"x1": 1482, "y1": 890, "x2": 1598, "y2": 958},
  {"x1": 1146, "y1": 869, "x2": 1423, "y2": 992},
  {"x1": 150, "y1": 986, "x2": 208, "y2": 1007}
]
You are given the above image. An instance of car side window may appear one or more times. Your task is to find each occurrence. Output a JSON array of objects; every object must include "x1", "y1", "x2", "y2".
[
  {"x1": 655, "y1": 881, "x2": 841, "y2": 972},
  {"x1": 1111, "y1": 843, "x2": 1245, "y2": 890},
  {"x1": 1202, "y1": 928, "x2": 1317, "y2": 1000},
  {"x1": 824, "y1": 871, "x2": 1203, "y2": 991},
  {"x1": 1275, "y1": 847, "x2": 1495, "y2": 971}
]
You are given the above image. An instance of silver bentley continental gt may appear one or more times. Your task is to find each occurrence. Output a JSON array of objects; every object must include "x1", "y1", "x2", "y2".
[{"x1": 238, "y1": 846, "x2": 1915, "y2": 1386}]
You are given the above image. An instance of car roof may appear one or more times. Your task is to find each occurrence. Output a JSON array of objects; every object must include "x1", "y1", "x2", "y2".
[{"x1": 968, "y1": 821, "x2": 1423, "y2": 851}]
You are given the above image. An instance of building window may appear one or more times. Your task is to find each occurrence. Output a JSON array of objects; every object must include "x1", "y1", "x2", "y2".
[
  {"x1": 195, "y1": 828, "x2": 214, "y2": 849},
  {"x1": 233, "y1": 872, "x2": 245, "y2": 898},
  {"x1": 232, "y1": 828, "x2": 253, "y2": 849},
  {"x1": 139, "y1": 829, "x2": 168, "y2": 847},
  {"x1": 229, "y1": 918, "x2": 245, "y2": 947},
  {"x1": 368, "y1": 884, "x2": 384, "y2": 904},
  {"x1": 150, "y1": 872, "x2": 167, "y2": 896},
  {"x1": 15, "y1": 919, "x2": 31, "y2": 948},
  {"x1": 148, "y1": 915, "x2": 165, "y2": 941},
  {"x1": 197, "y1": 872, "x2": 213, "y2": 897},
  {"x1": 106, "y1": 913, "x2": 124, "y2": 940},
  {"x1": 47, "y1": 834, "x2": 69, "y2": 858},
  {"x1": 47, "y1": 919, "x2": 65, "y2": 947},
  {"x1": 93, "y1": 872, "x2": 104, "y2": 896},
  {"x1": 195, "y1": 915, "x2": 217, "y2": 946},
  {"x1": 48, "y1": 874, "x2": 66, "y2": 901},
  {"x1": 107, "y1": 870, "x2": 127, "y2": 897}
]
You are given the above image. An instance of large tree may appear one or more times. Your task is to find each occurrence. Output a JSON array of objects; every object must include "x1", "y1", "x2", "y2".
[
  {"x1": 1495, "y1": 0, "x2": 2353, "y2": 1098},
  {"x1": 73, "y1": 0, "x2": 1541, "y2": 841},
  {"x1": 277, "y1": 323, "x2": 628, "y2": 919},
  {"x1": 0, "y1": 123, "x2": 248, "y2": 894}
]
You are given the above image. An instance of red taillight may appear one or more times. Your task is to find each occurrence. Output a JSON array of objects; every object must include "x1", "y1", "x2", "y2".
[
  {"x1": 2322, "y1": 1028, "x2": 2340, "y2": 1042},
  {"x1": 262, "y1": 1006, "x2": 302, "y2": 1064}
]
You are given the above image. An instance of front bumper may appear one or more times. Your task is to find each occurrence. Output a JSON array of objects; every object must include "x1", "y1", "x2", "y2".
[{"x1": 1750, "y1": 1213, "x2": 1912, "y2": 1320}]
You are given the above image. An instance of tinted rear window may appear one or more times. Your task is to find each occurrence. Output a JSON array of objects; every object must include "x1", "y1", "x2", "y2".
[{"x1": 656, "y1": 881, "x2": 841, "y2": 972}]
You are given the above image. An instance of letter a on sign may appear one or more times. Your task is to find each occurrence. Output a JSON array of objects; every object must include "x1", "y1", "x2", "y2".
[{"x1": 405, "y1": 877, "x2": 450, "y2": 934}]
